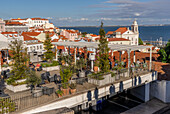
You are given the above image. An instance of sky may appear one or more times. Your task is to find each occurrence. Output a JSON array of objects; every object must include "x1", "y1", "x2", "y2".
[{"x1": 0, "y1": 0, "x2": 169, "y2": 26}]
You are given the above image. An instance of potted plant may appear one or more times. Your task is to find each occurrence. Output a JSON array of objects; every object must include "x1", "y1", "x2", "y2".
[
  {"x1": 56, "y1": 89, "x2": 63, "y2": 98},
  {"x1": 69, "y1": 83, "x2": 76, "y2": 94},
  {"x1": 26, "y1": 71, "x2": 42, "y2": 97},
  {"x1": 60, "y1": 68, "x2": 72, "y2": 96},
  {"x1": 94, "y1": 60, "x2": 99, "y2": 72},
  {"x1": 77, "y1": 58, "x2": 86, "y2": 78}
]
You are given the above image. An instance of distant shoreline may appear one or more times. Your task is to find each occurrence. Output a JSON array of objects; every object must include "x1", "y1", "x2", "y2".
[{"x1": 59, "y1": 24, "x2": 170, "y2": 28}]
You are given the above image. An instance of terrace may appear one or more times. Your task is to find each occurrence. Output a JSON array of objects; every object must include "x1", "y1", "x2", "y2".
[{"x1": 0, "y1": 41, "x2": 156, "y2": 113}]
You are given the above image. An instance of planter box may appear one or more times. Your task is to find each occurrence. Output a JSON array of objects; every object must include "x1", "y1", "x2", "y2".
[
  {"x1": 5, "y1": 84, "x2": 29, "y2": 93},
  {"x1": 5, "y1": 79, "x2": 29, "y2": 93},
  {"x1": 42, "y1": 66, "x2": 60, "y2": 71},
  {"x1": 2, "y1": 66, "x2": 11, "y2": 71},
  {"x1": 88, "y1": 74, "x2": 115, "y2": 86}
]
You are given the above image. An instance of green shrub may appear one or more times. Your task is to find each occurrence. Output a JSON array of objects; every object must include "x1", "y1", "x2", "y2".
[
  {"x1": 2, "y1": 64, "x2": 9, "y2": 68},
  {"x1": 0, "y1": 97, "x2": 16, "y2": 113},
  {"x1": 41, "y1": 61, "x2": 59, "y2": 67}
]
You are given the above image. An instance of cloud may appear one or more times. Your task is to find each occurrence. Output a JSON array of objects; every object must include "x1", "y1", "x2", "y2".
[{"x1": 88, "y1": 0, "x2": 170, "y2": 25}]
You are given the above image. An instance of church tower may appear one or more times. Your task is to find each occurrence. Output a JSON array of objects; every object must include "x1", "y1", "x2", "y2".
[{"x1": 131, "y1": 19, "x2": 138, "y2": 34}]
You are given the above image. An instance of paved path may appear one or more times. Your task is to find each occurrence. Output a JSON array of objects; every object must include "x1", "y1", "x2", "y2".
[{"x1": 121, "y1": 99, "x2": 167, "y2": 114}]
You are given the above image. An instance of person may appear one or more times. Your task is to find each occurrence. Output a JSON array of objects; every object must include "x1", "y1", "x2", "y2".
[
  {"x1": 35, "y1": 63, "x2": 41, "y2": 70},
  {"x1": 131, "y1": 63, "x2": 135, "y2": 76},
  {"x1": 137, "y1": 59, "x2": 140, "y2": 64},
  {"x1": 123, "y1": 58, "x2": 126, "y2": 67}
]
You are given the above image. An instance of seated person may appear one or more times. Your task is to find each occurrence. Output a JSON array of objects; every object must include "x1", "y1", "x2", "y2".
[{"x1": 35, "y1": 63, "x2": 41, "y2": 70}]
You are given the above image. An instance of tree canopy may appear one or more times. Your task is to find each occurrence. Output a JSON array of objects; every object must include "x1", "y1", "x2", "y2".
[
  {"x1": 7, "y1": 40, "x2": 29, "y2": 84},
  {"x1": 158, "y1": 40, "x2": 170, "y2": 63},
  {"x1": 43, "y1": 33, "x2": 55, "y2": 62},
  {"x1": 138, "y1": 38, "x2": 143, "y2": 45},
  {"x1": 97, "y1": 22, "x2": 110, "y2": 73}
]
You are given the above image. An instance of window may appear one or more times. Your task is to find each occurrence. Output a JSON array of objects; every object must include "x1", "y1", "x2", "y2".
[
  {"x1": 37, "y1": 46, "x2": 39, "y2": 50},
  {"x1": 40, "y1": 45, "x2": 42, "y2": 49}
]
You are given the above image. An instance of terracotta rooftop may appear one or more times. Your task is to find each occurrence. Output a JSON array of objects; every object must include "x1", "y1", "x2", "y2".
[
  {"x1": 66, "y1": 30, "x2": 77, "y2": 34},
  {"x1": 22, "y1": 32, "x2": 41, "y2": 36},
  {"x1": 1, "y1": 32, "x2": 18, "y2": 34},
  {"x1": 51, "y1": 39, "x2": 59, "y2": 42},
  {"x1": 108, "y1": 38, "x2": 130, "y2": 41},
  {"x1": 6, "y1": 21, "x2": 24, "y2": 25},
  {"x1": 106, "y1": 31, "x2": 114, "y2": 35},
  {"x1": 115, "y1": 27, "x2": 128, "y2": 34},
  {"x1": 22, "y1": 34, "x2": 38, "y2": 41}
]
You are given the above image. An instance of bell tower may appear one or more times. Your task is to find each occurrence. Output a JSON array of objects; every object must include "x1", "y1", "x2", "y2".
[{"x1": 131, "y1": 19, "x2": 138, "y2": 34}]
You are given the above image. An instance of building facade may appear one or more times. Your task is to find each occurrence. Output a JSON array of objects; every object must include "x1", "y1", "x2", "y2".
[
  {"x1": 106, "y1": 20, "x2": 139, "y2": 45},
  {"x1": 5, "y1": 21, "x2": 29, "y2": 33},
  {"x1": 11, "y1": 18, "x2": 49, "y2": 27},
  {"x1": 0, "y1": 19, "x2": 5, "y2": 32}
]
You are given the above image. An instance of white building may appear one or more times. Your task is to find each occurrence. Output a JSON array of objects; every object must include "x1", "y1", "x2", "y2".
[
  {"x1": 106, "y1": 20, "x2": 139, "y2": 45},
  {"x1": 5, "y1": 21, "x2": 29, "y2": 33},
  {"x1": 11, "y1": 18, "x2": 49, "y2": 27}
]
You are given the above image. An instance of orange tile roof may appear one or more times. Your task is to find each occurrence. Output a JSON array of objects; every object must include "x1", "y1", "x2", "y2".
[
  {"x1": 115, "y1": 27, "x2": 127, "y2": 34},
  {"x1": 106, "y1": 31, "x2": 114, "y2": 35},
  {"x1": 1, "y1": 32, "x2": 18, "y2": 34},
  {"x1": 90, "y1": 34, "x2": 98, "y2": 37},
  {"x1": 51, "y1": 39, "x2": 59, "y2": 42},
  {"x1": 31, "y1": 18, "x2": 48, "y2": 20},
  {"x1": 22, "y1": 32, "x2": 41, "y2": 36},
  {"x1": 66, "y1": 30, "x2": 77, "y2": 34},
  {"x1": 108, "y1": 38, "x2": 130, "y2": 41},
  {"x1": 22, "y1": 34, "x2": 38, "y2": 41},
  {"x1": 6, "y1": 21, "x2": 24, "y2": 25}
]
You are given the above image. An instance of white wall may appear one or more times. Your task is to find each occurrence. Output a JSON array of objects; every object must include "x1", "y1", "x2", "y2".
[{"x1": 151, "y1": 80, "x2": 170, "y2": 103}]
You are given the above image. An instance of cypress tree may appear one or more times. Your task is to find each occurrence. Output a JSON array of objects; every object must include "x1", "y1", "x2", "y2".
[
  {"x1": 98, "y1": 22, "x2": 110, "y2": 72},
  {"x1": 43, "y1": 33, "x2": 55, "y2": 62}
]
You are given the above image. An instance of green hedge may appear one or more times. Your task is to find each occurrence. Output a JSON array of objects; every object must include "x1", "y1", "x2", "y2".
[{"x1": 41, "y1": 61, "x2": 59, "y2": 67}]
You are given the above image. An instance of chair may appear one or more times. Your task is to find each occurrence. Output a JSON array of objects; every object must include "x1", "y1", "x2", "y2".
[
  {"x1": 49, "y1": 76, "x2": 55, "y2": 82},
  {"x1": 37, "y1": 66, "x2": 42, "y2": 71},
  {"x1": 45, "y1": 72, "x2": 50, "y2": 77},
  {"x1": 6, "y1": 69, "x2": 10, "y2": 73}
]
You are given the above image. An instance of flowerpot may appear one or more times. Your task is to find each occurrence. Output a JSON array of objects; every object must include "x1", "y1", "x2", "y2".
[
  {"x1": 70, "y1": 89, "x2": 76, "y2": 94},
  {"x1": 79, "y1": 71, "x2": 85, "y2": 78},
  {"x1": 62, "y1": 88, "x2": 70, "y2": 96},
  {"x1": 94, "y1": 66, "x2": 98, "y2": 72},
  {"x1": 57, "y1": 94, "x2": 63, "y2": 98},
  {"x1": 33, "y1": 89, "x2": 43, "y2": 97}
]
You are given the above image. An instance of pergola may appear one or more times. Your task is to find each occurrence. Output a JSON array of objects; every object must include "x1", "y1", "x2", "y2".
[
  {"x1": 0, "y1": 41, "x2": 9, "y2": 71},
  {"x1": 52, "y1": 42, "x2": 153, "y2": 75}
]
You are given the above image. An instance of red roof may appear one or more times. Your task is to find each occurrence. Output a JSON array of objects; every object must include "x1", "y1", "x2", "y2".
[
  {"x1": 115, "y1": 27, "x2": 127, "y2": 34},
  {"x1": 1, "y1": 32, "x2": 18, "y2": 34},
  {"x1": 108, "y1": 38, "x2": 130, "y2": 41},
  {"x1": 6, "y1": 21, "x2": 24, "y2": 25},
  {"x1": 59, "y1": 35, "x2": 68, "y2": 40},
  {"x1": 22, "y1": 32, "x2": 41, "y2": 36},
  {"x1": 31, "y1": 18, "x2": 48, "y2": 20},
  {"x1": 66, "y1": 30, "x2": 77, "y2": 34},
  {"x1": 106, "y1": 31, "x2": 114, "y2": 35},
  {"x1": 51, "y1": 39, "x2": 59, "y2": 42},
  {"x1": 22, "y1": 34, "x2": 38, "y2": 41}
]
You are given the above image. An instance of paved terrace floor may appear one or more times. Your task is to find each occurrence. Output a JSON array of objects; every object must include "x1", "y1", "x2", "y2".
[{"x1": 121, "y1": 99, "x2": 168, "y2": 114}]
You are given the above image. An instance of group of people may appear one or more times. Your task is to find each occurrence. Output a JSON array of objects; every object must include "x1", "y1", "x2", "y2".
[{"x1": 29, "y1": 62, "x2": 41, "y2": 71}]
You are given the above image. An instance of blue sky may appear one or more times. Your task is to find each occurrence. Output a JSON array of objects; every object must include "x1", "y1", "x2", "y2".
[{"x1": 0, "y1": 0, "x2": 169, "y2": 26}]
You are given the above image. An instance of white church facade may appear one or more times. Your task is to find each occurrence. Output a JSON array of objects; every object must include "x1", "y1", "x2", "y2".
[{"x1": 106, "y1": 20, "x2": 139, "y2": 45}]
